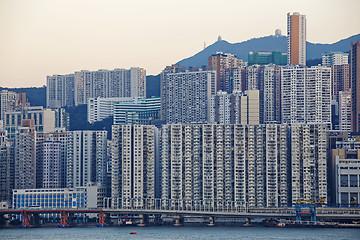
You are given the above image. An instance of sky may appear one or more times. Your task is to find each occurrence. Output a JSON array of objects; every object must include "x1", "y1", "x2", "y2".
[{"x1": 0, "y1": 0, "x2": 359, "y2": 88}]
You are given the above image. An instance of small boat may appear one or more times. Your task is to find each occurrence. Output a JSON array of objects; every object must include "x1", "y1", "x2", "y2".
[{"x1": 130, "y1": 232, "x2": 137, "y2": 235}]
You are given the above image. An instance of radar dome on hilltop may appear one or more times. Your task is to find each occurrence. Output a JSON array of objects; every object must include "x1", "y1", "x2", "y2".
[
  {"x1": 275, "y1": 29, "x2": 282, "y2": 37},
  {"x1": 217, "y1": 35, "x2": 222, "y2": 41}
]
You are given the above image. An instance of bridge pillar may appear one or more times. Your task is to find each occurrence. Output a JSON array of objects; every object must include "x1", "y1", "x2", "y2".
[
  {"x1": 21, "y1": 211, "x2": 31, "y2": 228},
  {"x1": 173, "y1": 215, "x2": 183, "y2": 227},
  {"x1": 98, "y1": 211, "x2": 107, "y2": 227},
  {"x1": 138, "y1": 214, "x2": 148, "y2": 227},
  {"x1": 244, "y1": 218, "x2": 252, "y2": 227},
  {"x1": 207, "y1": 216, "x2": 215, "y2": 227},
  {"x1": 59, "y1": 210, "x2": 69, "y2": 228}
]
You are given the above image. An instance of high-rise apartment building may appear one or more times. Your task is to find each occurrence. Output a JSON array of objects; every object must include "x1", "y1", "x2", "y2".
[
  {"x1": 225, "y1": 67, "x2": 246, "y2": 93},
  {"x1": 241, "y1": 90, "x2": 261, "y2": 124},
  {"x1": 208, "y1": 52, "x2": 243, "y2": 91},
  {"x1": 322, "y1": 52, "x2": 349, "y2": 66},
  {"x1": 74, "y1": 67, "x2": 146, "y2": 106},
  {"x1": 161, "y1": 124, "x2": 290, "y2": 208},
  {"x1": 36, "y1": 130, "x2": 67, "y2": 188},
  {"x1": 0, "y1": 141, "x2": 14, "y2": 203},
  {"x1": 46, "y1": 74, "x2": 75, "y2": 108},
  {"x1": 291, "y1": 124, "x2": 328, "y2": 204},
  {"x1": 263, "y1": 64, "x2": 282, "y2": 124},
  {"x1": 0, "y1": 90, "x2": 28, "y2": 121},
  {"x1": 111, "y1": 125, "x2": 158, "y2": 207},
  {"x1": 14, "y1": 120, "x2": 36, "y2": 189},
  {"x1": 161, "y1": 66, "x2": 216, "y2": 124},
  {"x1": 331, "y1": 64, "x2": 350, "y2": 102},
  {"x1": 66, "y1": 131, "x2": 107, "y2": 188},
  {"x1": 281, "y1": 66, "x2": 331, "y2": 124},
  {"x1": 351, "y1": 40, "x2": 360, "y2": 132},
  {"x1": 287, "y1": 12, "x2": 306, "y2": 65},
  {"x1": 339, "y1": 91, "x2": 352, "y2": 132}
]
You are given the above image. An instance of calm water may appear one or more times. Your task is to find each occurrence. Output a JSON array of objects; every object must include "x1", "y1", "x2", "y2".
[{"x1": 0, "y1": 226, "x2": 359, "y2": 240}]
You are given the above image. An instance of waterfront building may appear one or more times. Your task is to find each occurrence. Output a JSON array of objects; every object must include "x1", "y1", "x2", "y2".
[
  {"x1": 4, "y1": 106, "x2": 56, "y2": 139},
  {"x1": 248, "y1": 51, "x2": 287, "y2": 66},
  {"x1": 287, "y1": 12, "x2": 306, "y2": 65},
  {"x1": 291, "y1": 124, "x2": 328, "y2": 204},
  {"x1": 111, "y1": 125, "x2": 158, "y2": 207},
  {"x1": 66, "y1": 131, "x2": 107, "y2": 188},
  {"x1": 46, "y1": 74, "x2": 75, "y2": 108},
  {"x1": 322, "y1": 52, "x2": 349, "y2": 66},
  {"x1": 12, "y1": 185, "x2": 106, "y2": 209},
  {"x1": 14, "y1": 120, "x2": 36, "y2": 189},
  {"x1": 0, "y1": 140, "x2": 14, "y2": 203},
  {"x1": 36, "y1": 129, "x2": 67, "y2": 189},
  {"x1": 351, "y1": 40, "x2": 360, "y2": 132},
  {"x1": 208, "y1": 52, "x2": 243, "y2": 91},
  {"x1": 281, "y1": 66, "x2": 331, "y2": 124},
  {"x1": 160, "y1": 65, "x2": 216, "y2": 124},
  {"x1": 161, "y1": 124, "x2": 289, "y2": 208}
]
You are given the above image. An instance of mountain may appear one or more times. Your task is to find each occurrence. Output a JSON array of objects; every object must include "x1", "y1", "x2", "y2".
[{"x1": 177, "y1": 34, "x2": 360, "y2": 67}]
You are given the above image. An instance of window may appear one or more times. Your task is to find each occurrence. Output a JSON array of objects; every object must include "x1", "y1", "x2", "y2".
[
  {"x1": 350, "y1": 175, "x2": 358, "y2": 187},
  {"x1": 340, "y1": 175, "x2": 348, "y2": 187}
]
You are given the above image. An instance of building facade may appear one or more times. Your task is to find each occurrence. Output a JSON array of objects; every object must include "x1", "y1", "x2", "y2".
[
  {"x1": 14, "y1": 122, "x2": 36, "y2": 189},
  {"x1": 66, "y1": 131, "x2": 108, "y2": 188},
  {"x1": 161, "y1": 124, "x2": 290, "y2": 208},
  {"x1": 291, "y1": 124, "x2": 328, "y2": 204},
  {"x1": 208, "y1": 52, "x2": 243, "y2": 92},
  {"x1": 4, "y1": 106, "x2": 56, "y2": 139},
  {"x1": 351, "y1": 40, "x2": 360, "y2": 132},
  {"x1": 111, "y1": 125, "x2": 158, "y2": 207},
  {"x1": 322, "y1": 52, "x2": 349, "y2": 66},
  {"x1": 161, "y1": 66, "x2": 216, "y2": 124},
  {"x1": 74, "y1": 67, "x2": 146, "y2": 106},
  {"x1": 248, "y1": 51, "x2": 287, "y2": 66},
  {"x1": 46, "y1": 74, "x2": 75, "y2": 108},
  {"x1": 281, "y1": 66, "x2": 331, "y2": 124},
  {"x1": 339, "y1": 91, "x2": 352, "y2": 132},
  {"x1": 287, "y1": 12, "x2": 306, "y2": 65},
  {"x1": 12, "y1": 185, "x2": 106, "y2": 209}
]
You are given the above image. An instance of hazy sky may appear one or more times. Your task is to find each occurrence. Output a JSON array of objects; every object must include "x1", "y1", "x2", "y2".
[{"x1": 0, "y1": 0, "x2": 359, "y2": 88}]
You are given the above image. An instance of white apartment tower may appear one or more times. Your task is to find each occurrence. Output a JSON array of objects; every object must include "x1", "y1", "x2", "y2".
[
  {"x1": 322, "y1": 52, "x2": 349, "y2": 66},
  {"x1": 46, "y1": 74, "x2": 75, "y2": 108},
  {"x1": 111, "y1": 125, "x2": 157, "y2": 207},
  {"x1": 161, "y1": 124, "x2": 290, "y2": 208},
  {"x1": 74, "y1": 68, "x2": 146, "y2": 106},
  {"x1": 291, "y1": 124, "x2": 328, "y2": 204},
  {"x1": 287, "y1": 12, "x2": 306, "y2": 65},
  {"x1": 66, "y1": 131, "x2": 107, "y2": 188},
  {"x1": 36, "y1": 130, "x2": 67, "y2": 188},
  {"x1": 339, "y1": 90, "x2": 352, "y2": 131},
  {"x1": 281, "y1": 66, "x2": 331, "y2": 124},
  {"x1": 161, "y1": 66, "x2": 216, "y2": 124}
]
